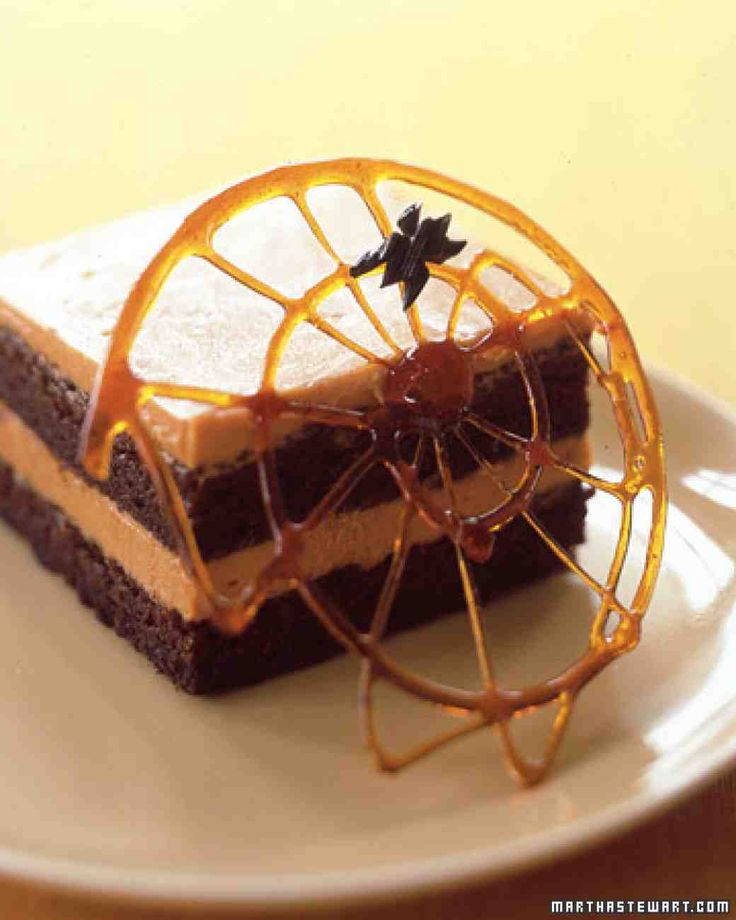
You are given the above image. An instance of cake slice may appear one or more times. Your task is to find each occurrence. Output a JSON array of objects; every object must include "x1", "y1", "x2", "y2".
[{"x1": 0, "y1": 188, "x2": 592, "y2": 693}]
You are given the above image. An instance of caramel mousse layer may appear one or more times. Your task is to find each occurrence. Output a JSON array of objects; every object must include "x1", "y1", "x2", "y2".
[{"x1": 0, "y1": 400, "x2": 589, "y2": 621}]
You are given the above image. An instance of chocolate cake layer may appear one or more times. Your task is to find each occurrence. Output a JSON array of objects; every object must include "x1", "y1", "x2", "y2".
[
  {"x1": 0, "y1": 325, "x2": 589, "y2": 561},
  {"x1": 0, "y1": 456, "x2": 588, "y2": 694}
]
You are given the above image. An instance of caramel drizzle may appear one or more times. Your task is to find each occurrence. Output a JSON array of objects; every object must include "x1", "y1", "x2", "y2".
[{"x1": 79, "y1": 159, "x2": 667, "y2": 786}]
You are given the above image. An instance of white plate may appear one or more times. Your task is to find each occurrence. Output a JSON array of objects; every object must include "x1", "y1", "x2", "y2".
[{"x1": 0, "y1": 367, "x2": 734, "y2": 910}]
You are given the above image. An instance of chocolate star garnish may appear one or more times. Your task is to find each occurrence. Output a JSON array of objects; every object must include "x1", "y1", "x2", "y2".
[{"x1": 350, "y1": 203, "x2": 466, "y2": 310}]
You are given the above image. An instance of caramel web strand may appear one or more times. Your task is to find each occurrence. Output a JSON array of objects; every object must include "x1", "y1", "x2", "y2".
[
  {"x1": 290, "y1": 189, "x2": 403, "y2": 358},
  {"x1": 78, "y1": 158, "x2": 666, "y2": 787}
]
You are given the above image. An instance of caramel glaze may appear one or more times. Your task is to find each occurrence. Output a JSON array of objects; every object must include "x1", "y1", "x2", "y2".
[{"x1": 79, "y1": 159, "x2": 667, "y2": 786}]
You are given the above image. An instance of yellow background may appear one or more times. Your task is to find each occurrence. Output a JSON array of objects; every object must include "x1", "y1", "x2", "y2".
[{"x1": 1, "y1": 0, "x2": 734, "y2": 401}]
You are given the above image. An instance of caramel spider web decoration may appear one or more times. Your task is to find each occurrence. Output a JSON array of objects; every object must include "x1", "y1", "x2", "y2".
[{"x1": 79, "y1": 159, "x2": 667, "y2": 786}]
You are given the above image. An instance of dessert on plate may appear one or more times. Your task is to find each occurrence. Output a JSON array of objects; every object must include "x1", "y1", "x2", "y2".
[{"x1": 0, "y1": 160, "x2": 665, "y2": 783}]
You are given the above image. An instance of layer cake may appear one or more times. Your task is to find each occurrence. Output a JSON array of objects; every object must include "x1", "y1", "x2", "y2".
[{"x1": 0, "y1": 189, "x2": 592, "y2": 692}]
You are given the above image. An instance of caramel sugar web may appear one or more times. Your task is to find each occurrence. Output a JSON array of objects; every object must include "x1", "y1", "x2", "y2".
[{"x1": 78, "y1": 159, "x2": 667, "y2": 786}]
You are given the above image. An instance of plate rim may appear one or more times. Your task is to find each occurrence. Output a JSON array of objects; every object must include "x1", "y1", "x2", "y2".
[{"x1": 2, "y1": 365, "x2": 735, "y2": 910}]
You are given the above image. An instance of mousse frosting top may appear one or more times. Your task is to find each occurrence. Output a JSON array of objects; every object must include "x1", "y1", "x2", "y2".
[{"x1": 0, "y1": 184, "x2": 574, "y2": 467}]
